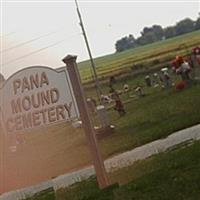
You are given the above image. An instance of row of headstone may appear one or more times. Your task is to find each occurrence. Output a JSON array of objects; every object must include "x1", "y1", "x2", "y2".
[
  {"x1": 145, "y1": 68, "x2": 172, "y2": 89},
  {"x1": 86, "y1": 46, "x2": 200, "y2": 128}
]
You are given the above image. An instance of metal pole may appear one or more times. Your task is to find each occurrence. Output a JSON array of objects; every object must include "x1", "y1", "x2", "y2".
[
  {"x1": 74, "y1": 0, "x2": 102, "y2": 101},
  {"x1": 62, "y1": 55, "x2": 109, "y2": 189}
]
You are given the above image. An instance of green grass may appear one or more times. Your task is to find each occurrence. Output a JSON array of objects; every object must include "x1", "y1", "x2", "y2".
[
  {"x1": 20, "y1": 31, "x2": 200, "y2": 200},
  {"x1": 24, "y1": 141, "x2": 200, "y2": 199},
  {"x1": 23, "y1": 188, "x2": 55, "y2": 200},
  {"x1": 56, "y1": 180, "x2": 116, "y2": 200},
  {"x1": 55, "y1": 140, "x2": 200, "y2": 200},
  {"x1": 82, "y1": 74, "x2": 200, "y2": 159},
  {"x1": 78, "y1": 30, "x2": 200, "y2": 83},
  {"x1": 98, "y1": 83, "x2": 200, "y2": 158},
  {"x1": 112, "y1": 141, "x2": 200, "y2": 200}
]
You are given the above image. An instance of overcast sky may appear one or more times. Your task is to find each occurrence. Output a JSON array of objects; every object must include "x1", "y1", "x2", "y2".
[{"x1": 1, "y1": 0, "x2": 200, "y2": 78}]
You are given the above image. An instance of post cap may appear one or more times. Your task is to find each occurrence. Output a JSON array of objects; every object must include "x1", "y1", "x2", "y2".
[{"x1": 62, "y1": 55, "x2": 77, "y2": 64}]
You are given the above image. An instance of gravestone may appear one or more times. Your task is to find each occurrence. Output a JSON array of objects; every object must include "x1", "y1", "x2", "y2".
[
  {"x1": 145, "y1": 75, "x2": 151, "y2": 87},
  {"x1": 161, "y1": 68, "x2": 172, "y2": 88},
  {"x1": 96, "y1": 105, "x2": 110, "y2": 128}
]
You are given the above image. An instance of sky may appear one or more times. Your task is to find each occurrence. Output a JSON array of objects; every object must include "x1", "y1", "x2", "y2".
[{"x1": 1, "y1": 0, "x2": 200, "y2": 78}]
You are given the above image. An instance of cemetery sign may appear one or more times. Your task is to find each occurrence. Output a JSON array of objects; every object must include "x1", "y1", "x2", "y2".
[{"x1": 0, "y1": 66, "x2": 79, "y2": 133}]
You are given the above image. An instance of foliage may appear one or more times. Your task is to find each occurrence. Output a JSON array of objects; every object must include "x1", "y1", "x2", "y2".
[
  {"x1": 115, "y1": 34, "x2": 136, "y2": 52},
  {"x1": 115, "y1": 17, "x2": 198, "y2": 52},
  {"x1": 175, "y1": 18, "x2": 195, "y2": 36},
  {"x1": 138, "y1": 25, "x2": 164, "y2": 45},
  {"x1": 164, "y1": 26, "x2": 176, "y2": 39},
  {"x1": 195, "y1": 17, "x2": 200, "y2": 30}
]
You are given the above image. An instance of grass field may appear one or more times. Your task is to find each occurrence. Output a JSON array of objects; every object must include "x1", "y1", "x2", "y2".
[
  {"x1": 22, "y1": 140, "x2": 200, "y2": 199},
  {"x1": 54, "y1": 140, "x2": 200, "y2": 200},
  {"x1": 99, "y1": 83, "x2": 200, "y2": 158},
  {"x1": 78, "y1": 30, "x2": 200, "y2": 83},
  {"x1": 1, "y1": 82, "x2": 199, "y2": 193},
  {"x1": 1, "y1": 31, "x2": 200, "y2": 194}
]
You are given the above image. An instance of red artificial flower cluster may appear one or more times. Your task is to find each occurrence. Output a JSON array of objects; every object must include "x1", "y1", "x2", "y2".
[
  {"x1": 175, "y1": 81, "x2": 187, "y2": 90},
  {"x1": 171, "y1": 56, "x2": 184, "y2": 72},
  {"x1": 192, "y1": 46, "x2": 200, "y2": 55}
]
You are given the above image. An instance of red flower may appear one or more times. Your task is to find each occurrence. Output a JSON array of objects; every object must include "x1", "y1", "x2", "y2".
[
  {"x1": 175, "y1": 81, "x2": 187, "y2": 90},
  {"x1": 193, "y1": 46, "x2": 200, "y2": 55}
]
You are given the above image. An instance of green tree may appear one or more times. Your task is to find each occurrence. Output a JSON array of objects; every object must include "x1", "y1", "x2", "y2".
[
  {"x1": 164, "y1": 26, "x2": 176, "y2": 39},
  {"x1": 137, "y1": 25, "x2": 163, "y2": 45},
  {"x1": 195, "y1": 17, "x2": 200, "y2": 30},
  {"x1": 175, "y1": 18, "x2": 195, "y2": 35},
  {"x1": 141, "y1": 27, "x2": 153, "y2": 36},
  {"x1": 152, "y1": 25, "x2": 164, "y2": 40},
  {"x1": 115, "y1": 34, "x2": 136, "y2": 52},
  {"x1": 114, "y1": 17, "x2": 197, "y2": 52}
]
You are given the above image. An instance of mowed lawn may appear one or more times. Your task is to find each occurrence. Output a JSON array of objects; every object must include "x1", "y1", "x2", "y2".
[
  {"x1": 98, "y1": 83, "x2": 200, "y2": 158},
  {"x1": 55, "y1": 140, "x2": 200, "y2": 200},
  {"x1": 1, "y1": 83, "x2": 200, "y2": 193},
  {"x1": 3, "y1": 30, "x2": 199, "y2": 198},
  {"x1": 1, "y1": 31, "x2": 200, "y2": 193}
]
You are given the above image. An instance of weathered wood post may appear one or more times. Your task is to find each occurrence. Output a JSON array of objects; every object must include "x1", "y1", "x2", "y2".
[
  {"x1": 0, "y1": 108, "x2": 6, "y2": 193},
  {"x1": 62, "y1": 55, "x2": 109, "y2": 189}
]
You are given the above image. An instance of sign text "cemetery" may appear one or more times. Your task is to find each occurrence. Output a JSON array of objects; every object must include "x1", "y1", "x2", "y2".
[{"x1": 0, "y1": 67, "x2": 78, "y2": 133}]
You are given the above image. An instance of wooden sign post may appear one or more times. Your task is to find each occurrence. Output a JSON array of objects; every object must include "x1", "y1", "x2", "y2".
[{"x1": 62, "y1": 55, "x2": 109, "y2": 189}]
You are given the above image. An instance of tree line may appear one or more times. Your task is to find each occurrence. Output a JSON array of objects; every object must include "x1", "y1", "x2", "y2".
[{"x1": 115, "y1": 16, "x2": 200, "y2": 52}]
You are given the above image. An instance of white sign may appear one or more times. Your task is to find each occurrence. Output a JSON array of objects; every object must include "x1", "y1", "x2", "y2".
[{"x1": 0, "y1": 66, "x2": 79, "y2": 133}]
